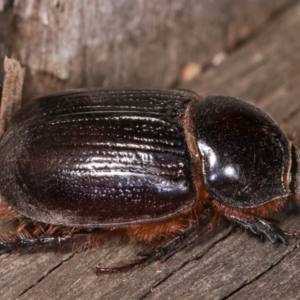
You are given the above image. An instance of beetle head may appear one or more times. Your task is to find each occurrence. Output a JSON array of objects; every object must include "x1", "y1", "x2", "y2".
[{"x1": 193, "y1": 96, "x2": 295, "y2": 208}]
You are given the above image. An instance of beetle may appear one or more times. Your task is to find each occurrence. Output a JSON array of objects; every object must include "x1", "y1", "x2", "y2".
[{"x1": 0, "y1": 88, "x2": 299, "y2": 274}]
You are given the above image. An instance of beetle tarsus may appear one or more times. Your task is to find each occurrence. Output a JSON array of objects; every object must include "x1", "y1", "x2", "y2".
[
  {"x1": 96, "y1": 251, "x2": 162, "y2": 275},
  {"x1": 230, "y1": 216, "x2": 288, "y2": 244},
  {"x1": 283, "y1": 229, "x2": 300, "y2": 238},
  {"x1": 253, "y1": 219, "x2": 287, "y2": 244},
  {"x1": 0, "y1": 234, "x2": 73, "y2": 252}
]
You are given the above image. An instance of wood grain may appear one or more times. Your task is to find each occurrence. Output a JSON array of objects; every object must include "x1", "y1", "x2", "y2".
[
  {"x1": 0, "y1": 0, "x2": 296, "y2": 101},
  {"x1": 1, "y1": 1, "x2": 300, "y2": 300}
]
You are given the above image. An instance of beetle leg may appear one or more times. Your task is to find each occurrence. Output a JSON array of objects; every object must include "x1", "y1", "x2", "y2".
[
  {"x1": 211, "y1": 199, "x2": 290, "y2": 243},
  {"x1": 225, "y1": 215, "x2": 288, "y2": 244},
  {"x1": 96, "y1": 222, "x2": 201, "y2": 275},
  {"x1": 0, "y1": 229, "x2": 73, "y2": 252},
  {"x1": 0, "y1": 220, "x2": 94, "y2": 253}
]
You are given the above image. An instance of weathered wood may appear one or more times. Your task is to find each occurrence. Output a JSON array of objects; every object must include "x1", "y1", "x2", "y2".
[
  {"x1": 229, "y1": 242, "x2": 300, "y2": 299},
  {"x1": 0, "y1": 56, "x2": 25, "y2": 137},
  {"x1": 0, "y1": 0, "x2": 296, "y2": 102},
  {"x1": 1, "y1": 1, "x2": 300, "y2": 300},
  {"x1": 144, "y1": 217, "x2": 300, "y2": 300}
]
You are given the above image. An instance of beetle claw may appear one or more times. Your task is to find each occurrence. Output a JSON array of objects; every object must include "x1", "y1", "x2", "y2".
[
  {"x1": 262, "y1": 228, "x2": 287, "y2": 244},
  {"x1": 253, "y1": 219, "x2": 288, "y2": 244},
  {"x1": 95, "y1": 250, "x2": 163, "y2": 275}
]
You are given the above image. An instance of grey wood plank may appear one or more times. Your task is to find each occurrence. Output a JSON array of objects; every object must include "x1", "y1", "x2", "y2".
[
  {"x1": 14, "y1": 232, "x2": 230, "y2": 300},
  {"x1": 228, "y1": 240, "x2": 300, "y2": 300}
]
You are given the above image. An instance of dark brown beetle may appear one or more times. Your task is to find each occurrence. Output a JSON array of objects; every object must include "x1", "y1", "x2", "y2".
[{"x1": 0, "y1": 88, "x2": 299, "y2": 273}]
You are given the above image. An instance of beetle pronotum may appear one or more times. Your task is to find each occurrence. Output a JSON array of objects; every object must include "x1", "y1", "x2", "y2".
[{"x1": 0, "y1": 89, "x2": 299, "y2": 273}]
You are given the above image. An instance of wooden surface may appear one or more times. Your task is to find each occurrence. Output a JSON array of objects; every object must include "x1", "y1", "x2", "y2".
[
  {"x1": 0, "y1": 0, "x2": 295, "y2": 101},
  {"x1": 1, "y1": 1, "x2": 300, "y2": 300}
]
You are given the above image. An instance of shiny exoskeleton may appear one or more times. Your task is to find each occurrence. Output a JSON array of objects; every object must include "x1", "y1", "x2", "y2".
[{"x1": 0, "y1": 89, "x2": 299, "y2": 273}]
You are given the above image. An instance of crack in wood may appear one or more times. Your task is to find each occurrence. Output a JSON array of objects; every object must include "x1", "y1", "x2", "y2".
[
  {"x1": 222, "y1": 242, "x2": 300, "y2": 299},
  {"x1": 18, "y1": 251, "x2": 77, "y2": 297},
  {"x1": 139, "y1": 230, "x2": 233, "y2": 300}
]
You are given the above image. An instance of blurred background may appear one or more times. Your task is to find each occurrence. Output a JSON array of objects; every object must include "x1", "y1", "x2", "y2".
[{"x1": 0, "y1": 0, "x2": 295, "y2": 101}]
